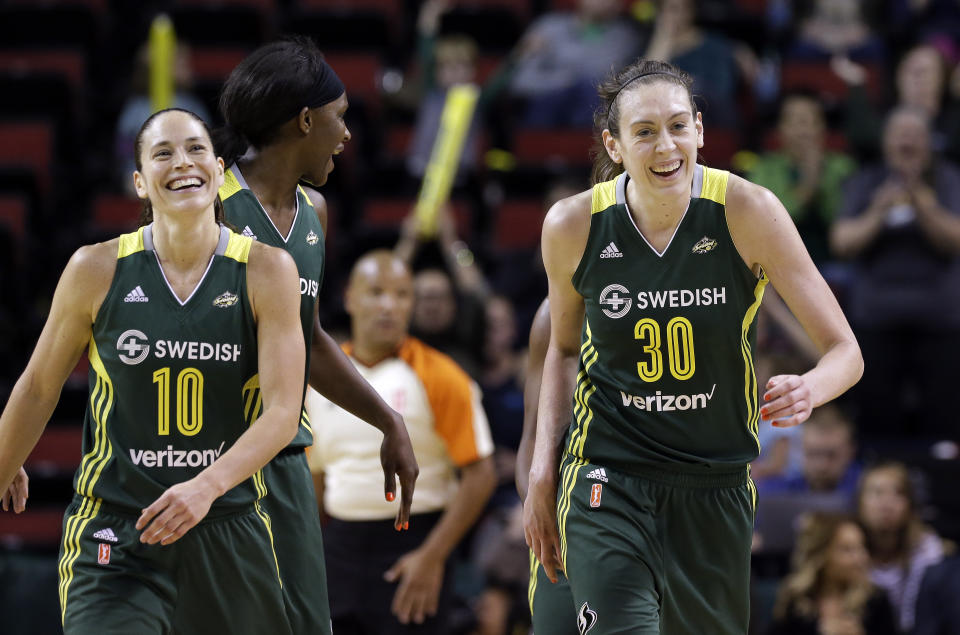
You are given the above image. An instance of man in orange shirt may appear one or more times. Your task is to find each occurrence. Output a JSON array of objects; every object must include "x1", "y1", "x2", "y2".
[{"x1": 307, "y1": 250, "x2": 496, "y2": 634}]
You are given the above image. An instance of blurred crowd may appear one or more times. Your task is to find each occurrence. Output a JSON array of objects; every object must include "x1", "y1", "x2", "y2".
[{"x1": 2, "y1": 0, "x2": 960, "y2": 633}]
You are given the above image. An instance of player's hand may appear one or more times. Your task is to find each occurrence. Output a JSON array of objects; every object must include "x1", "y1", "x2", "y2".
[
  {"x1": 761, "y1": 375, "x2": 813, "y2": 427},
  {"x1": 136, "y1": 478, "x2": 218, "y2": 545},
  {"x1": 2, "y1": 467, "x2": 29, "y2": 513},
  {"x1": 523, "y1": 469, "x2": 562, "y2": 583},
  {"x1": 380, "y1": 412, "x2": 419, "y2": 531},
  {"x1": 383, "y1": 546, "x2": 444, "y2": 624}
]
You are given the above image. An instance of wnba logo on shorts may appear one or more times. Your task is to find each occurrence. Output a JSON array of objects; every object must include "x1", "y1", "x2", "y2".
[
  {"x1": 590, "y1": 483, "x2": 602, "y2": 508},
  {"x1": 97, "y1": 543, "x2": 111, "y2": 565}
]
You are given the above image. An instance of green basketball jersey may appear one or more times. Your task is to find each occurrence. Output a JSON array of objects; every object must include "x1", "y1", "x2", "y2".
[
  {"x1": 76, "y1": 225, "x2": 265, "y2": 513},
  {"x1": 220, "y1": 166, "x2": 325, "y2": 448},
  {"x1": 567, "y1": 165, "x2": 767, "y2": 472}
]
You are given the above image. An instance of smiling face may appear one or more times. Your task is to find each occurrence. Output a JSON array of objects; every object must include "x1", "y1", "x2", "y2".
[
  {"x1": 603, "y1": 81, "x2": 703, "y2": 200},
  {"x1": 302, "y1": 92, "x2": 351, "y2": 187},
  {"x1": 133, "y1": 110, "x2": 224, "y2": 219}
]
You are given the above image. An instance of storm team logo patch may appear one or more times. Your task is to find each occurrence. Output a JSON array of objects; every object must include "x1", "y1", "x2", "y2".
[
  {"x1": 213, "y1": 291, "x2": 239, "y2": 308},
  {"x1": 691, "y1": 236, "x2": 718, "y2": 254},
  {"x1": 306, "y1": 230, "x2": 319, "y2": 245},
  {"x1": 577, "y1": 601, "x2": 598, "y2": 633}
]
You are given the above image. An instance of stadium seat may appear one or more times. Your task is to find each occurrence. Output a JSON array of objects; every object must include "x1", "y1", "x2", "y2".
[
  {"x1": 0, "y1": 6, "x2": 101, "y2": 56},
  {"x1": 322, "y1": 53, "x2": 383, "y2": 113},
  {"x1": 295, "y1": 0, "x2": 401, "y2": 19},
  {"x1": 698, "y1": 127, "x2": 740, "y2": 170},
  {"x1": 493, "y1": 199, "x2": 543, "y2": 251},
  {"x1": 90, "y1": 193, "x2": 142, "y2": 234},
  {"x1": 0, "y1": 121, "x2": 54, "y2": 198},
  {"x1": 26, "y1": 425, "x2": 83, "y2": 477},
  {"x1": 0, "y1": 508, "x2": 65, "y2": 549},
  {"x1": 362, "y1": 198, "x2": 471, "y2": 237},
  {"x1": 0, "y1": 49, "x2": 86, "y2": 92},
  {"x1": 283, "y1": 6, "x2": 395, "y2": 52},
  {"x1": 780, "y1": 60, "x2": 885, "y2": 105},
  {"x1": 169, "y1": 5, "x2": 270, "y2": 47},
  {"x1": 0, "y1": 195, "x2": 27, "y2": 242},
  {"x1": 513, "y1": 128, "x2": 594, "y2": 167}
]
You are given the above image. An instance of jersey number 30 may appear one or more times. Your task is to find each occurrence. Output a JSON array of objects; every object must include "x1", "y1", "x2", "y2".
[
  {"x1": 634, "y1": 317, "x2": 695, "y2": 382},
  {"x1": 153, "y1": 367, "x2": 204, "y2": 436}
]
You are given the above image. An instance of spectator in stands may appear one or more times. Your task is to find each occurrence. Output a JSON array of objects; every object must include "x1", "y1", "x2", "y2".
[
  {"x1": 397, "y1": 206, "x2": 488, "y2": 379},
  {"x1": 748, "y1": 90, "x2": 856, "y2": 265},
  {"x1": 503, "y1": 0, "x2": 643, "y2": 128},
  {"x1": 787, "y1": 0, "x2": 886, "y2": 62},
  {"x1": 856, "y1": 461, "x2": 952, "y2": 633},
  {"x1": 306, "y1": 250, "x2": 496, "y2": 633},
  {"x1": 914, "y1": 556, "x2": 960, "y2": 635},
  {"x1": 767, "y1": 513, "x2": 898, "y2": 635},
  {"x1": 757, "y1": 404, "x2": 861, "y2": 503},
  {"x1": 830, "y1": 106, "x2": 960, "y2": 442},
  {"x1": 835, "y1": 42, "x2": 960, "y2": 162},
  {"x1": 643, "y1": 0, "x2": 757, "y2": 128},
  {"x1": 115, "y1": 42, "x2": 211, "y2": 196}
]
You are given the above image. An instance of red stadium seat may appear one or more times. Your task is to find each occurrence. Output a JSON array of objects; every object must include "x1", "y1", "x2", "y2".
[
  {"x1": 296, "y1": 0, "x2": 401, "y2": 19},
  {"x1": 189, "y1": 47, "x2": 250, "y2": 84},
  {"x1": 0, "y1": 121, "x2": 54, "y2": 196},
  {"x1": 0, "y1": 507, "x2": 65, "y2": 548},
  {"x1": 26, "y1": 425, "x2": 83, "y2": 476},
  {"x1": 0, "y1": 48, "x2": 86, "y2": 91},
  {"x1": 0, "y1": 194, "x2": 27, "y2": 240},
  {"x1": 698, "y1": 127, "x2": 740, "y2": 171},
  {"x1": 513, "y1": 128, "x2": 594, "y2": 166},
  {"x1": 780, "y1": 61, "x2": 885, "y2": 105},
  {"x1": 494, "y1": 199, "x2": 544, "y2": 251},
  {"x1": 174, "y1": 0, "x2": 276, "y2": 9},
  {"x1": 323, "y1": 53, "x2": 382, "y2": 112},
  {"x1": 91, "y1": 193, "x2": 142, "y2": 234},
  {"x1": 362, "y1": 198, "x2": 471, "y2": 237}
]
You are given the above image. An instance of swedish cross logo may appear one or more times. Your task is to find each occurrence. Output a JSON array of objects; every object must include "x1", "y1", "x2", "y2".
[
  {"x1": 599, "y1": 284, "x2": 632, "y2": 319},
  {"x1": 213, "y1": 291, "x2": 239, "y2": 308},
  {"x1": 117, "y1": 329, "x2": 150, "y2": 365},
  {"x1": 590, "y1": 483, "x2": 603, "y2": 508},
  {"x1": 692, "y1": 236, "x2": 718, "y2": 254},
  {"x1": 600, "y1": 242, "x2": 623, "y2": 259},
  {"x1": 577, "y1": 602, "x2": 598, "y2": 634},
  {"x1": 306, "y1": 230, "x2": 319, "y2": 245}
]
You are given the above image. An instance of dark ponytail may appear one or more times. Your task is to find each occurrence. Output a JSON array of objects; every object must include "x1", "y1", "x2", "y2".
[
  {"x1": 590, "y1": 59, "x2": 698, "y2": 186},
  {"x1": 133, "y1": 107, "x2": 226, "y2": 226}
]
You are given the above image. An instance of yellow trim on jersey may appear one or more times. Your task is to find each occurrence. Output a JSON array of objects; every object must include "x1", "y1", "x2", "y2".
[
  {"x1": 242, "y1": 374, "x2": 262, "y2": 424},
  {"x1": 58, "y1": 496, "x2": 102, "y2": 624},
  {"x1": 254, "y1": 500, "x2": 284, "y2": 587},
  {"x1": 297, "y1": 184, "x2": 314, "y2": 208},
  {"x1": 591, "y1": 177, "x2": 618, "y2": 214},
  {"x1": 76, "y1": 338, "x2": 115, "y2": 498},
  {"x1": 740, "y1": 270, "x2": 768, "y2": 450},
  {"x1": 224, "y1": 231, "x2": 252, "y2": 263},
  {"x1": 557, "y1": 455, "x2": 587, "y2": 569},
  {"x1": 220, "y1": 168, "x2": 243, "y2": 201},
  {"x1": 747, "y1": 465, "x2": 758, "y2": 512},
  {"x1": 700, "y1": 166, "x2": 729, "y2": 206},
  {"x1": 117, "y1": 227, "x2": 146, "y2": 258},
  {"x1": 299, "y1": 406, "x2": 312, "y2": 434},
  {"x1": 528, "y1": 549, "x2": 538, "y2": 616}
]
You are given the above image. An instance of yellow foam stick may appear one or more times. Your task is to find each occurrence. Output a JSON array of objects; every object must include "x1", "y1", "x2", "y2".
[
  {"x1": 414, "y1": 83, "x2": 479, "y2": 237},
  {"x1": 149, "y1": 14, "x2": 175, "y2": 114}
]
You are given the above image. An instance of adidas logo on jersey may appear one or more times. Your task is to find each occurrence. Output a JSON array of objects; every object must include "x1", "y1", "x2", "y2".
[
  {"x1": 92, "y1": 527, "x2": 118, "y2": 543},
  {"x1": 585, "y1": 467, "x2": 608, "y2": 482},
  {"x1": 600, "y1": 242, "x2": 623, "y2": 259},
  {"x1": 123, "y1": 286, "x2": 149, "y2": 303},
  {"x1": 241, "y1": 225, "x2": 258, "y2": 240}
]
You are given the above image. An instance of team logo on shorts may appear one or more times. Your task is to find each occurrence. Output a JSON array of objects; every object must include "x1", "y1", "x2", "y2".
[
  {"x1": 97, "y1": 543, "x2": 111, "y2": 565},
  {"x1": 599, "y1": 284, "x2": 631, "y2": 319},
  {"x1": 577, "y1": 602, "x2": 598, "y2": 634},
  {"x1": 117, "y1": 329, "x2": 150, "y2": 365},
  {"x1": 213, "y1": 291, "x2": 239, "y2": 308},
  {"x1": 306, "y1": 230, "x2": 319, "y2": 245},
  {"x1": 691, "y1": 236, "x2": 718, "y2": 254},
  {"x1": 590, "y1": 483, "x2": 602, "y2": 508}
]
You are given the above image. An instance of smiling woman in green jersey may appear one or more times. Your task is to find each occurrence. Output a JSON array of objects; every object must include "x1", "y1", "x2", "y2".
[
  {"x1": 522, "y1": 59, "x2": 863, "y2": 635},
  {"x1": 197, "y1": 37, "x2": 419, "y2": 635},
  {"x1": 0, "y1": 108, "x2": 306, "y2": 634}
]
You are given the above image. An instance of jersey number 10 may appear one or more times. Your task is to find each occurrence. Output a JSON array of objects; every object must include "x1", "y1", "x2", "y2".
[{"x1": 153, "y1": 367, "x2": 204, "y2": 436}]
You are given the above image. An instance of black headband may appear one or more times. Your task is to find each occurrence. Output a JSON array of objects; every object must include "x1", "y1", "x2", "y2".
[
  {"x1": 606, "y1": 70, "x2": 684, "y2": 128},
  {"x1": 301, "y1": 58, "x2": 345, "y2": 113}
]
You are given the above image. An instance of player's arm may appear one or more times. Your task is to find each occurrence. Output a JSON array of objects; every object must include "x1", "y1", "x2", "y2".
[
  {"x1": 138, "y1": 243, "x2": 305, "y2": 545},
  {"x1": 726, "y1": 175, "x2": 863, "y2": 427},
  {"x1": 308, "y1": 296, "x2": 419, "y2": 530},
  {"x1": 386, "y1": 454, "x2": 496, "y2": 624},
  {"x1": 0, "y1": 242, "x2": 114, "y2": 510},
  {"x1": 523, "y1": 191, "x2": 590, "y2": 583},
  {"x1": 515, "y1": 298, "x2": 551, "y2": 502}
]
